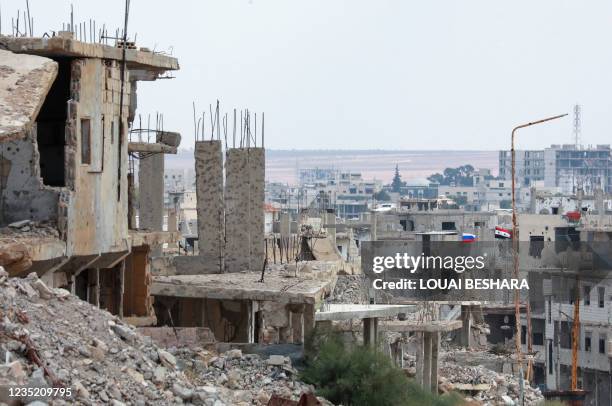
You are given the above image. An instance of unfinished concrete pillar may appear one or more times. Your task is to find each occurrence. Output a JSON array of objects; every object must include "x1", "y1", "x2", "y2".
[
  {"x1": 325, "y1": 210, "x2": 336, "y2": 246},
  {"x1": 138, "y1": 154, "x2": 164, "y2": 231},
  {"x1": 422, "y1": 332, "x2": 432, "y2": 389},
  {"x1": 363, "y1": 317, "x2": 378, "y2": 347},
  {"x1": 194, "y1": 141, "x2": 224, "y2": 270},
  {"x1": 225, "y1": 148, "x2": 265, "y2": 272},
  {"x1": 280, "y1": 212, "x2": 291, "y2": 238},
  {"x1": 415, "y1": 332, "x2": 424, "y2": 385},
  {"x1": 460, "y1": 305, "x2": 472, "y2": 348},
  {"x1": 430, "y1": 332, "x2": 440, "y2": 393}
]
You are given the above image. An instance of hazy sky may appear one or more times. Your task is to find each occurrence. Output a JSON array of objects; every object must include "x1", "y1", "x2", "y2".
[{"x1": 4, "y1": 1, "x2": 612, "y2": 150}]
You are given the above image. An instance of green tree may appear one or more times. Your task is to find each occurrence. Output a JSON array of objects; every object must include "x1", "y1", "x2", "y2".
[
  {"x1": 302, "y1": 332, "x2": 461, "y2": 406},
  {"x1": 391, "y1": 165, "x2": 404, "y2": 193},
  {"x1": 428, "y1": 164, "x2": 475, "y2": 186},
  {"x1": 373, "y1": 190, "x2": 391, "y2": 201},
  {"x1": 450, "y1": 195, "x2": 467, "y2": 206}
]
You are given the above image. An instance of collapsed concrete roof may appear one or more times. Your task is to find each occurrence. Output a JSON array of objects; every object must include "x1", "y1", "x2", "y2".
[
  {"x1": 152, "y1": 271, "x2": 335, "y2": 305},
  {"x1": 0, "y1": 49, "x2": 57, "y2": 142},
  {"x1": 0, "y1": 36, "x2": 179, "y2": 72}
]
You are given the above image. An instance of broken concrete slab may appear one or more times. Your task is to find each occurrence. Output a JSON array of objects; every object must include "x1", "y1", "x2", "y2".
[
  {"x1": 0, "y1": 49, "x2": 58, "y2": 141},
  {"x1": 156, "y1": 131, "x2": 181, "y2": 147},
  {"x1": 151, "y1": 270, "x2": 335, "y2": 305},
  {"x1": 315, "y1": 304, "x2": 417, "y2": 322},
  {"x1": 1, "y1": 36, "x2": 179, "y2": 71},
  {"x1": 128, "y1": 141, "x2": 177, "y2": 154}
]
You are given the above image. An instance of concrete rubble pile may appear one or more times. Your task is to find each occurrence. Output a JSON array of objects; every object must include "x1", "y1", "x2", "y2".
[
  {"x1": 399, "y1": 350, "x2": 544, "y2": 405},
  {"x1": 174, "y1": 348, "x2": 332, "y2": 405},
  {"x1": 0, "y1": 268, "x2": 325, "y2": 405},
  {"x1": 438, "y1": 360, "x2": 543, "y2": 405},
  {"x1": 328, "y1": 275, "x2": 369, "y2": 304},
  {"x1": 329, "y1": 274, "x2": 393, "y2": 304}
]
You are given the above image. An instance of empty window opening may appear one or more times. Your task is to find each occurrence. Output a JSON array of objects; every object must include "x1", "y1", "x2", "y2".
[
  {"x1": 529, "y1": 235, "x2": 544, "y2": 258},
  {"x1": 36, "y1": 58, "x2": 71, "y2": 187},
  {"x1": 441, "y1": 221, "x2": 456, "y2": 231},
  {"x1": 585, "y1": 331, "x2": 592, "y2": 352},
  {"x1": 81, "y1": 118, "x2": 91, "y2": 164},
  {"x1": 583, "y1": 285, "x2": 591, "y2": 306}
]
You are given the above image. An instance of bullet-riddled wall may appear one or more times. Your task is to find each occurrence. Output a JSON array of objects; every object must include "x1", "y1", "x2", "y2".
[
  {"x1": 225, "y1": 147, "x2": 265, "y2": 272},
  {"x1": 195, "y1": 141, "x2": 224, "y2": 269}
]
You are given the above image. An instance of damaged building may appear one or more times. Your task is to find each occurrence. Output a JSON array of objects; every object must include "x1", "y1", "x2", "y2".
[
  {"x1": 148, "y1": 126, "x2": 343, "y2": 346},
  {"x1": 0, "y1": 32, "x2": 180, "y2": 325}
]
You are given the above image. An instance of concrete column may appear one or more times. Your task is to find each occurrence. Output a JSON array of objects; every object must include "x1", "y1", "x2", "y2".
[
  {"x1": 119, "y1": 260, "x2": 125, "y2": 318},
  {"x1": 363, "y1": 317, "x2": 378, "y2": 347},
  {"x1": 225, "y1": 148, "x2": 265, "y2": 272},
  {"x1": 127, "y1": 173, "x2": 137, "y2": 229},
  {"x1": 138, "y1": 153, "x2": 164, "y2": 231},
  {"x1": 430, "y1": 332, "x2": 440, "y2": 393},
  {"x1": 303, "y1": 303, "x2": 316, "y2": 340},
  {"x1": 422, "y1": 332, "x2": 432, "y2": 390},
  {"x1": 168, "y1": 208, "x2": 177, "y2": 232},
  {"x1": 291, "y1": 312, "x2": 304, "y2": 344},
  {"x1": 415, "y1": 332, "x2": 424, "y2": 386},
  {"x1": 460, "y1": 305, "x2": 472, "y2": 348},
  {"x1": 325, "y1": 210, "x2": 336, "y2": 246},
  {"x1": 371, "y1": 212, "x2": 377, "y2": 241},
  {"x1": 280, "y1": 212, "x2": 291, "y2": 238},
  {"x1": 194, "y1": 141, "x2": 224, "y2": 271},
  {"x1": 88, "y1": 268, "x2": 100, "y2": 307},
  {"x1": 167, "y1": 208, "x2": 178, "y2": 250}
]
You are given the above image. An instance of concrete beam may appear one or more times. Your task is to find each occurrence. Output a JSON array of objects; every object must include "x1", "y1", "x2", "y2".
[
  {"x1": 315, "y1": 304, "x2": 416, "y2": 322},
  {"x1": 380, "y1": 320, "x2": 462, "y2": 333},
  {"x1": 128, "y1": 142, "x2": 177, "y2": 154}
]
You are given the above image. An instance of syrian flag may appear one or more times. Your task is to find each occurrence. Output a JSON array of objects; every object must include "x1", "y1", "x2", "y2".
[
  {"x1": 462, "y1": 233, "x2": 477, "y2": 242},
  {"x1": 495, "y1": 226, "x2": 512, "y2": 239}
]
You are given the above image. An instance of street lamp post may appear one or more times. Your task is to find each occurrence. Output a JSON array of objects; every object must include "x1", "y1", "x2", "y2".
[{"x1": 510, "y1": 113, "x2": 567, "y2": 405}]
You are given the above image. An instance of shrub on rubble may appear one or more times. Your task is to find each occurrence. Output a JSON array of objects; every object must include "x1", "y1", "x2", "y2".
[{"x1": 301, "y1": 330, "x2": 461, "y2": 406}]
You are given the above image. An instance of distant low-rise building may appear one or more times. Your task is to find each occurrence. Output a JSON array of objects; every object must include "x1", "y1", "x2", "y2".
[{"x1": 500, "y1": 144, "x2": 612, "y2": 194}]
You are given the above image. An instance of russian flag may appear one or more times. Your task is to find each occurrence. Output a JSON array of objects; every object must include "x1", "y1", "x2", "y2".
[{"x1": 462, "y1": 233, "x2": 477, "y2": 242}]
